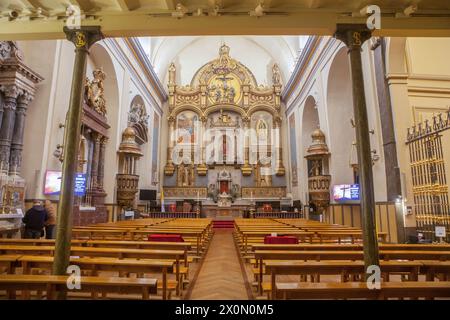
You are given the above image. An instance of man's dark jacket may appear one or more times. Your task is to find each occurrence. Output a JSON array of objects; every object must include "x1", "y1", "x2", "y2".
[{"x1": 23, "y1": 205, "x2": 48, "y2": 231}]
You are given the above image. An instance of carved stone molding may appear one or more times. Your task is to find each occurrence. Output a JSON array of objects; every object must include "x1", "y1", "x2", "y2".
[
  {"x1": 163, "y1": 186, "x2": 207, "y2": 198},
  {"x1": 241, "y1": 187, "x2": 287, "y2": 198}
]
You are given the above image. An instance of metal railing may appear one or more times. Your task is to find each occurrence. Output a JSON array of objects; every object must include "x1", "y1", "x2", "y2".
[
  {"x1": 147, "y1": 211, "x2": 198, "y2": 218},
  {"x1": 253, "y1": 211, "x2": 305, "y2": 219}
]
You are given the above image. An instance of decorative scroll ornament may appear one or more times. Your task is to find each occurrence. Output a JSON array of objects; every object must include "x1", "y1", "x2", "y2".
[
  {"x1": 0, "y1": 41, "x2": 24, "y2": 62},
  {"x1": 84, "y1": 68, "x2": 107, "y2": 117}
]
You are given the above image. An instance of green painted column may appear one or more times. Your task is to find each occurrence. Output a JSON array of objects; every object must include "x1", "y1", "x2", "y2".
[
  {"x1": 52, "y1": 27, "x2": 103, "y2": 292},
  {"x1": 335, "y1": 24, "x2": 380, "y2": 271}
]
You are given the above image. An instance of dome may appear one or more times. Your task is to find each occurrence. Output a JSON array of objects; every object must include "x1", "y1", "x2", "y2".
[
  {"x1": 311, "y1": 128, "x2": 325, "y2": 140},
  {"x1": 118, "y1": 126, "x2": 143, "y2": 156},
  {"x1": 305, "y1": 127, "x2": 329, "y2": 158},
  {"x1": 122, "y1": 126, "x2": 136, "y2": 138}
]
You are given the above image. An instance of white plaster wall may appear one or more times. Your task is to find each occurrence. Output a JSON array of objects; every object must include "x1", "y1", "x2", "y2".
[
  {"x1": 19, "y1": 38, "x2": 165, "y2": 206},
  {"x1": 284, "y1": 36, "x2": 389, "y2": 204}
]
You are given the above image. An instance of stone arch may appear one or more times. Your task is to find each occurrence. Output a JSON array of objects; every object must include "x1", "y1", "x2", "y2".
[
  {"x1": 204, "y1": 104, "x2": 246, "y2": 117},
  {"x1": 247, "y1": 105, "x2": 278, "y2": 119},
  {"x1": 173, "y1": 105, "x2": 202, "y2": 118},
  {"x1": 386, "y1": 37, "x2": 407, "y2": 75},
  {"x1": 326, "y1": 46, "x2": 355, "y2": 186},
  {"x1": 89, "y1": 42, "x2": 120, "y2": 204},
  {"x1": 301, "y1": 95, "x2": 320, "y2": 202}
]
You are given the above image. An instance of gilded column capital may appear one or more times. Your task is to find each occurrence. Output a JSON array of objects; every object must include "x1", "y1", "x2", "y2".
[
  {"x1": 168, "y1": 115, "x2": 176, "y2": 125},
  {"x1": 334, "y1": 24, "x2": 372, "y2": 51},
  {"x1": 242, "y1": 116, "x2": 250, "y2": 127},
  {"x1": 63, "y1": 26, "x2": 104, "y2": 52},
  {"x1": 91, "y1": 131, "x2": 102, "y2": 142}
]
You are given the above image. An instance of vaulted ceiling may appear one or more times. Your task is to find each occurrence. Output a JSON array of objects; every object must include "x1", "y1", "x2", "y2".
[
  {"x1": 1, "y1": 0, "x2": 450, "y2": 40},
  {"x1": 139, "y1": 35, "x2": 309, "y2": 87}
]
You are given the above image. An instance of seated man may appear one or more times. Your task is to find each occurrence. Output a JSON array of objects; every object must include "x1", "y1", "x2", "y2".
[{"x1": 22, "y1": 200, "x2": 48, "y2": 239}]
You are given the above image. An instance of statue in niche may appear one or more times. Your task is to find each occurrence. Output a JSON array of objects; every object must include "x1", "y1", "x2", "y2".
[
  {"x1": 128, "y1": 103, "x2": 149, "y2": 126},
  {"x1": 85, "y1": 68, "x2": 107, "y2": 116},
  {"x1": 256, "y1": 165, "x2": 272, "y2": 187},
  {"x1": 207, "y1": 184, "x2": 219, "y2": 202},
  {"x1": 168, "y1": 62, "x2": 176, "y2": 84},
  {"x1": 309, "y1": 159, "x2": 322, "y2": 177},
  {"x1": 177, "y1": 163, "x2": 194, "y2": 187},
  {"x1": 272, "y1": 63, "x2": 281, "y2": 85},
  {"x1": 231, "y1": 184, "x2": 240, "y2": 202}
]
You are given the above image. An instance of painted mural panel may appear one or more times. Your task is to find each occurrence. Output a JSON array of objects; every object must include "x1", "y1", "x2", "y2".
[
  {"x1": 289, "y1": 113, "x2": 298, "y2": 186},
  {"x1": 151, "y1": 112, "x2": 160, "y2": 185},
  {"x1": 176, "y1": 111, "x2": 198, "y2": 144}
]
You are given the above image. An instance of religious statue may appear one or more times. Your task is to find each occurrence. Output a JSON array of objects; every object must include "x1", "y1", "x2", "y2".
[
  {"x1": 309, "y1": 159, "x2": 322, "y2": 177},
  {"x1": 85, "y1": 68, "x2": 107, "y2": 116},
  {"x1": 231, "y1": 184, "x2": 240, "y2": 202},
  {"x1": 260, "y1": 175, "x2": 271, "y2": 187},
  {"x1": 207, "y1": 184, "x2": 219, "y2": 202},
  {"x1": 272, "y1": 63, "x2": 281, "y2": 85},
  {"x1": 168, "y1": 62, "x2": 176, "y2": 85},
  {"x1": 177, "y1": 163, "x2": 193, "y2": 187},
  {"x1": 128, "y1": 103, "x2": 149, "y2": 126}
]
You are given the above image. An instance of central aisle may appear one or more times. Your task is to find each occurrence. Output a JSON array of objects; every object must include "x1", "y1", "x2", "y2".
[{"x1": 188, "y1": 229, "x2": 249, "y2": 300}]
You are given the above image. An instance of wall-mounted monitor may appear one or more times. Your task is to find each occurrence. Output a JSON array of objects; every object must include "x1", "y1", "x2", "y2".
[
  {"x1": 332, "y1": 184, "x2": 360, "y2": 201},
  {"x1": 44, "y1": 171, "x2": 86, "y2": 196},
  {"x1": 139, "y1": 189, "x2": 157, "y2": 201}
]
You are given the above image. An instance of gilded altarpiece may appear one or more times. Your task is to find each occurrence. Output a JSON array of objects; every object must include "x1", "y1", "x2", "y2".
[{"x1": 163, "y1": 45, "x2": 287, "y2": 208}]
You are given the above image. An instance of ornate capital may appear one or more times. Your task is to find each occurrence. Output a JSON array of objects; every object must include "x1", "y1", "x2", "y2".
[
  {"x1": 63, "y1": 26, "x2": 104, "y2": 51},
  {"x1": 168, "y1": 115, "x2": 176, "y2": 125},
  {"x1": 17, "y1": 91, "x2": 33, "y2": 106},
  {"x1": 242, "y1": 116, "x2": 250, "y2": 126},
  {"x1": 334, "y1": 24, "x2": 372, "y2": 51},
  {"x1": 92, "y1": 132, "x2": 103, "y2": 143},
  {"x1": 0, "y1": 84, "x2": 22, "y2": 100}
]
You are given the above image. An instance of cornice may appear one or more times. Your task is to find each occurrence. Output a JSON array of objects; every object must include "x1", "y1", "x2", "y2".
[
  {"x1": 281, "y1": 36, "x2": 320, "y2": 102},
  {"x1": 125, "y1": 38, "x2": 168, "y2": 102}
]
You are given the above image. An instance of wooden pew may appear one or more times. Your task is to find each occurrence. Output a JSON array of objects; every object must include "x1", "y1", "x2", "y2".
[
  {"x1": 18, "y1": 256, "x2": 174, "y2": 300},
  {"x1": 0, "y1": 255, "x2": 21, "y2": 274},
  {"x1": 0, "y1": 274, "x2": 158, "y2": 300},
  {"x1": 253, "y1": 249, "x2": 450, "y2": 295},
  {"x1": 0, "y1": 245, "x2": 185, "y2": 296},
  {"x1": 239, "y1": 231, "x2": 315, "y2": 255},
  {"x1": 421, "y1": 261, "x2": 450, "y2": 281},
  {"x1": 275, "y1": 281, "x2": 450, "y2": 300},
  {"x1": 130, "y1": 230, "x2": 207, "y2": 256},
  {"x1": 253, "y1": 250, "x2": 450, "y2": 263},
  {"x1": 0, "y1": 239, "x2": 87, "y2": 246},
  {"x1": 264, "y1": 260, "x2": 422, "y2": 298},
  {"x1": 251, "y1": 243, "x2": 450, "y2": 252}
]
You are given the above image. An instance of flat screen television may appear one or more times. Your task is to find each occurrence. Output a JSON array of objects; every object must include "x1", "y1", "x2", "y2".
[
  {"x1": 333, "y1": 184, "x2": 360, "y2": 201},
  {"x1": 44, "y1": 171, "x2": 86, "y2": 196},
  {"x1": 139, "y1": 189, "x2": 156, "y2": 201}
]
